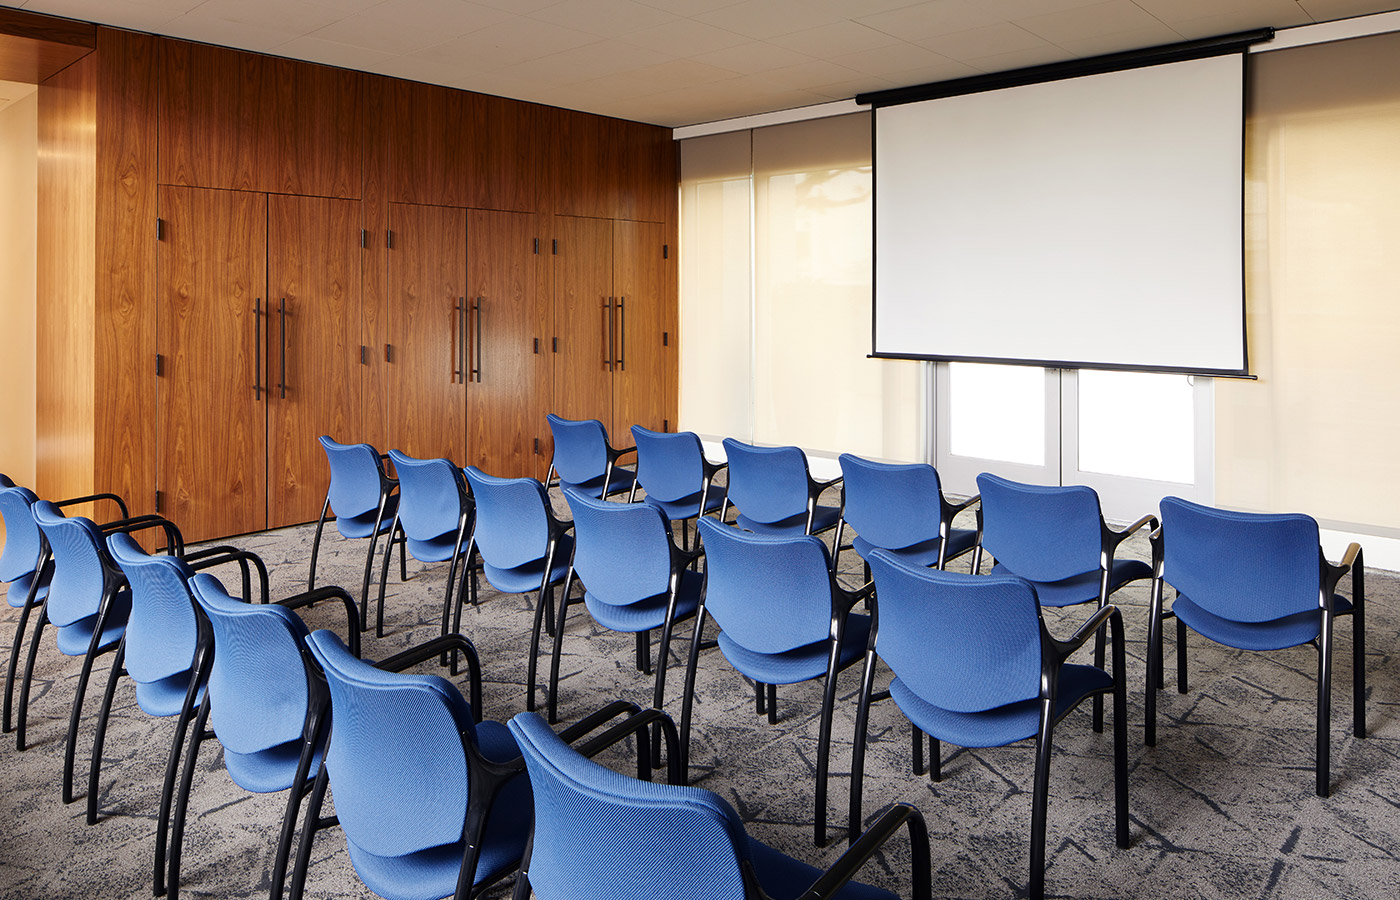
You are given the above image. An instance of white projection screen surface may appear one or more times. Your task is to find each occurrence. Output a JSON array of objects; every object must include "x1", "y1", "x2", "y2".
[{"x1": 872, "y1": 52, "x2": 1247, "y2": 374}]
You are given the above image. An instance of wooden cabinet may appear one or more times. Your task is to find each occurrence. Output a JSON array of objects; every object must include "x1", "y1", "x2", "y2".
[{"x1": 551, "y1": 216, "x2": 673, "y2": 449}]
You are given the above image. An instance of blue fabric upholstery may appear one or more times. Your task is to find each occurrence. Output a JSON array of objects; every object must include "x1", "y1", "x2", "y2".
[
  {"x1": 735, "y1": 505, "x2": 842, "y2": 537},
  {"x1": 631, "y1": 427, "x2": 726, "y2": 520},
  {"x1": 134, "y1": 671, "x2": 205, "y2": 718},
  {"x1": 53, "y1": 597, "x2": 131, "y2": 656},
  {"x1": 716, "y1": 612, "x2": 871, "y2": 685},
  {"x1": 508, "y1": 712, "x2": 896, "y2": 900},
  {"x1": 107, "y1": 533, "x2": 199, "y2": 687},
  {"x1": 463, "y1": 467, "x2": 571, "y2": 597},
  {"x1": 321, "y1": 437, "x2": 396, "y2": 525},
  {"x1": 547, "y1": 414, "x2": 636, "y2": 499},
  {"x1": 32, "y1": 502, "x2": 113, "y2": 629},
  {"x1": 388, "y1": 450, "x2": 470, "y2": 560},
  {"x1": 306, "y1": 630, "x2": 531, "y2": 900},
  {"x1": 851, "y1": 531, "x2": 977, "y2": 568},
  {"x1": 977, "y1": 473, "x2": 1103, "y2": 582},
  {"x1": 566, "y1": 489, "x2": 673, "y2": 602},
  {"x1": 839, "y1": 455, "x2": 955, "y2": 557},
  {"x1": 988, "y1": 558, "x2": 1151, "y2": 609},
  {"x1": 584, "y1": 570, "x2": 702, "y2": 634},
  {"x1": 0, "y1": 484, "x2": 44, "y2": 588},
  {"x1": 1173, "y1": 592, "x2": 1351, "y2": 652},
  {"x1": 722, "y1": 439, "x2": 837, "y2": 536}
]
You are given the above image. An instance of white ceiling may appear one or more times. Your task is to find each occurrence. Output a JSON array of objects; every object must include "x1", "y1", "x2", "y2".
[
  {"x1": 11, "y1": 0, "x2": 1400, "y2": 126},
  {"x1": 0, "y1": 78, "x2": 38, "y2": 112}
]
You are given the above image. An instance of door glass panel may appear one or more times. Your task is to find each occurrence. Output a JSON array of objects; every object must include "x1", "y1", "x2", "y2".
[
  {"x1": 1078, "y1": 369, "x2": 1194, "y2": 483},
  {"x1": 948, "y1": 362, "x2": 1046, "y2": 465}
]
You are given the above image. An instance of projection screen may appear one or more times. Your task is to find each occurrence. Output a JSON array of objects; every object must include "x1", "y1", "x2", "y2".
[{"x1": 870, "y1": 50, "x2": 1249, "y2": 375}]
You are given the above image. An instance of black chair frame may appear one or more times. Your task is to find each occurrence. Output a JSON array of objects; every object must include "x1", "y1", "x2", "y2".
[{"x1": 309, "y1": 449, "x2": 407, "y2": 624}]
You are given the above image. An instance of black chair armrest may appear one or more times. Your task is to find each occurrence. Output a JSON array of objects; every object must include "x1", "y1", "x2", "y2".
[
  {"x1": 99, "y1": 515, "x2": 185, "y2": 556},
  {"x1": 1103, "y1": 514, "x2": 1158, "y2": 560},
  {"x1": 607, "y1": 444, "x2": 638, "y2": 464},
  {"x1": 801, "y1": 802, "x2": 931, "y2": 900},
  {"x1": 56, "y1": 492, "x2": 130, "y2": 520},
  {"x1": 184, "y1": 547, "x2": 270, "y2": 605},
  {"x1": 834, "y1": 578, "x2": 875, "y2": 614},
  {"x1": 702, "y1": 459, "x2": 728, "y2": 480},
  {"x1": 557, "y1": 699, "x2": 643, "y2": 743},
  {"x1": 808, "y1": 475, "x2": 844, "y2": 503},
  {"x1": 279, "y1": 587, "x2": 362, "y2": 659},
  {"x1": 1048, "y1": 605, "x2": 1120, "y2": 663},
  {"x1": 376, "y1": 634, "x2": 483, "y2": 721},
  {"x1": 1322, "y1": 542, "x2": 1362, "y2": 598},
  {"x1": 942, "y1": 492, "x2": 981, "y2": 518},
  {"x1": 1149, "y1": 526, "x2": 1164, "y2": 578},
  {"x1": 570, "y1": 706, "x2": 682, "y2": 785}
]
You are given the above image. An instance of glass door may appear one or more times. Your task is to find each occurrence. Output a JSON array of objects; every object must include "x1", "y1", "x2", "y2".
[{"x1": 935, "y1": 362, "x2": 1062, "y2": 496}]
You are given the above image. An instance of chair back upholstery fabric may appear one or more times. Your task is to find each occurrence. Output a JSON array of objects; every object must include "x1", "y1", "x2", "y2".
[
  {"x1": 107, "y1": 533, "x2": 197, "y2": 685},
  {"x1": 697, "y1": 517, "x2": 832, "y2": 654},
  {"x1": 839, "y1": 454, "x2": 944, "y2": 551},
  {"x1": 547, "y1": 414, "x2": 609, "y2": 485},
  {"x1": 1160, "y1": 496, "x2": 1321, "y2": 623},
  {"x1": 631, "y1": 427, "x2": 704, "y2": 505},
  {"x1": 564, "y1": 488, "x2": 672, "y2": 606},
  {"x1": 868, "y1": 550, "x2": 1043, "y2": 713},
  {"x1": 463, "y1": 467, "x2": 552, "y2": 571},
  {"x1": 189, "y1": 573, "x2": 310, "y2": 756},
  {"x1": 508, "y1": 711, "x2": 750, "y2": 900},
  {"x1": 0, "y1": 484, "x2": 43, "y2": 584},
  {"x1": 319, "y1": 436, "x2": 384, "y2": 520},
  {"x1": 306, "y1": 630, "x2": 473, "y2": 858},
  {"x1": 977, "y1": 473, "x2": 1101, "y2": 581},
  {"x1": 32, "y1": 501, "x2": 108, "y2": 628},
  {"x1": 388, "y1": 450, "x2": 467, "y2": 545},
  {"x1": 721, "y1": 439, "x2": 811, "y2": 525}
]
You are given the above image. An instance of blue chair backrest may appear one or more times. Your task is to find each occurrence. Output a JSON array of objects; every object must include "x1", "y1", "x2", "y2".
[
  {"x1": 387, "y1": 450, "x2": 466, "y2": 543},
  {"x1": 632, "y1": 427, "x2": 704, "y2": 505},
  {"x1": 189, "y1": 573, "x2": 310, "y2": 757},
  {"x1": 320, "y1": 436, "x2": 384, "y2": 520},
  {"x1": 564, "y1": 488, "x2": 672, "y2": 606},
  {"x1": 107, "y1": 533, "x2": 198, "y2": 686},
  {"x1": 508, "y1": 711, "x2": 751, "y2": 900},
  {"x1": 306, "y1": 630, "x2": 475, "y2": 858},
  {"x1": 547, "y1": 414, "x2": 609, "y2": 485},
  {"x1": 868, "y1": 550, "x2": 1043, "y2": 714},
  {"x1": 839, "y1": 454, "x2": 945, "y2": 551},
  {"x1": 1160, "y1": 496, "x2": 1321, "y2": 623},
  {"x1": 721, "y1": 439, "x2": 811, "y2": 524},
  {"x1": 976, "y1": 473, "x2": 1102, "y2": 581},
  {"x1": 463, "y1": 466, "x2": 552, "y2": 571},
  {"x1": 696, "y1": 517, "x2": 832, "y2": 654},
  {"x1": 0, "y1": 484, "x2": 43, "y2": 584},
  {"x1": 32, "y1": 501, "x2": 109, "y2": 628}
]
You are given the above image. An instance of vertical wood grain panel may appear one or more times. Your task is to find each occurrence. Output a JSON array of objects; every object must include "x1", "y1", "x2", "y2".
[
  {"x1": 267, "y1": 195, "x2": 362, "y2": 527},
  {"x1": 611, "y1": 220, "x2": 668, "y2": 444},
  {"x1": 267, "y1": 57, "x2": 362, "y2": 198},
  {"x1": 36, "y1": 52, "x2": 97, "y2": 504},
  {"x1": 475, "y1": 93, "x2": 543, "y2": 213},
  {"x1": 94, "y1": 27, "x2": 157, "y2": 519},
  {"x1": 158, "y1": 40, "x2": 263, "y2": 191},
  {"x1": 534, "y1": 212, "x2": 555, "y2": 478},
  {"x1": 361, "y1": 74, "x2": 391, "y2": 450},
  {"x1": 390, "y1": 80, "x2": 469, "y2": 207},
  {"x1": 550, "y1": 215, "x2": 614, "y2": 426},
  {"x1": 156, "y1": 186, "x2": 267, "y2": 541}
]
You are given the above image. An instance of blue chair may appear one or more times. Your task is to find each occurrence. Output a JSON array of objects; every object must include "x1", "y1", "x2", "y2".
[
  {"x1": 15, "y1": 501, "x2": 178, "y2": 800},
  {"x1": 719, "y1": 439, "x2": 842, "y2": 538},
  {"x1": 172, "y1": 571, "x2": 362, "y2": 900},
  {"x1": 460, "y1": 466, "x2": 573, "y2": 690},
  {"x1": 1148, "y1": 496, "x2": 1366, "y2": 797},
  {"x1": 850, "y1": 552, "x2": 1128, "y2": 900},
  {"x1": 837, "y1": 454, "x2": 979, "y2": 573},
  {"x1": 508, "y1": 710, "x2": 931, "y2": 900},
  {"x1": 309, "y1": 436, "x2": 406, "y2": 615},
  {"x1": 972, "y1": 473, "x2": 1154, "y2": 729},
  {"x1": 376, "y1": 450, "x2": 474, "y2": 640},
  {"x1": 628, "y1": 426, "x2": 726, "y2": 549},
  {"x1": 542, "y1": 488, "x2": 702, "y2": 725},
  {"x1": 681, "y1": 517, "x2": 873, "y2": 845},
  {"x1": 2, "y1": 484, "x2": 128, "y2": 735},
  {"x1": 92, "y1": 533, "x2": 267, "y2": 893},
  {"x1": 545, "y1": 413, "x2": 636, "y2": 500}
]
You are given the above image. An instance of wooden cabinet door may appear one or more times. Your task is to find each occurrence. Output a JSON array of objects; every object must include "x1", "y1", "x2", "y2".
[
  {"x1": 266, "y1": 195, "x2": 363, "y2": 528},
  {"x1": 156, "y1": 186, "x2": 267, "y2": 542},
  {"x1": 611, "y1": 220, "x2": 671, "y2": 446},
  {"x1": 387, "y1": 202, "x2": 467, "y2": 463},
  {"x1": 551, "y1": 216, "x2": 615, "y2": 428},
  {"x1": 466, "y1": 209, "x2": 546, "y2": 478}
]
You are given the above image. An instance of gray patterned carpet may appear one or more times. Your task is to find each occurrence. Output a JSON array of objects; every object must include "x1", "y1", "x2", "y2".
[{"x1": 0, "y1": 502, "x2": 1396, "y2": 900}]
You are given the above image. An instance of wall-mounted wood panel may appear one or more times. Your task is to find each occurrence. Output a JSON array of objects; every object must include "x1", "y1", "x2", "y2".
[
  {"x1": 611, "y1": 220, "x2": 669, "y2": 444},
  {"x1": 36, "y1": 51, "x2": 97, "y2": 504},
  {"x1": 94, "y1": 27, "x2": 158, "y2": 519},
  {"x1": 361, "y1": 74, "x2": 391, "y2": 451},
  {"x1": 390, "y1": 80, "x2": 470, "y2": 207},
  {"x1": 476, "y1": 93, "x2": 545, "y2": 213},
  {"x1": 267, "y1": 56, "x2": 362, "y2": 198},
  {"x1": 0, "y1": 7, "x2": 94, "y2": 83},
  {"x1": 551, "y1": 215, "x2": 614, "y2": 425}
]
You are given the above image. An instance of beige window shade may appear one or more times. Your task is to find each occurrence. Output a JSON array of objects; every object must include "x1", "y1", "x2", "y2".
[{"x1": 1217, "y1": 31, "x2": 1400, "y2": 529}]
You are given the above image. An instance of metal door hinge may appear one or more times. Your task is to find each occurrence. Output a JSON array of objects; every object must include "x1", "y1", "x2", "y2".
[
  {"x1": 386, "y1": 229, "x2": 394, "y2": 249},
  {"x1": 154, "y1": 490, "x2": 163, "y2": 513},
  {"x1": 662, "y1": 332, "x2": 669, "y2": 347},
  {"x1": 663, "y1": 419, "x2": 669, "y2": 432},
  {"x1": 552, "y1": 337, "x2": 558, "y2": 353},
  {"x1": 360, "y1": 229, "x2": 369, "y2": 248},
  {"x1": 360, "y1": 345, "x2": 368, "y2": 365},
  {"x1": 533, "y1": 338, "x2": 539, "y2": 354},
  {"x1": 533, "y1": 238, "x2": 539, "y2": 254},
  {"x1": 663, "y1": 244, "x2": 669, "y2": 259},
  {"x1": 385, "y1": 343, "x2": 393, "y2": 362},
  {"x1": 533, "y1": 437, "x2": 540, "y2": 455},
  {"x1": 156, "y1": 218, "x2": 165, "y2": 240},
  {"x1": 551, "y1": 239, "x2": 558, "y2": 255},
  {"x1": 155, "y1": 353, "x2": 164, "y2": 376}
]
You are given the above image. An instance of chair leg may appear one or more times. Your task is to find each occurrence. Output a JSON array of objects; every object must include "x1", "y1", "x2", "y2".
[
  {"x1": 525, "y1": 572, "x2": 555, "y2": 714},
  {"x1": 1176, "y1": 618, "x2": 1188, "y2": 694},
  {"x1": 546, "y1": 573, "x2": 574, "y2": 725},
  {"x1": 929, "y1": 736, "x2": 941, "y2": 782},
  {"x1": 155, "y1": 648, "x2": 209, "y2": 898},
  {"x1": 911, "y1": 723, "x2": 924, "y2": 776},
  {"x1": 286, "y1": 766, "x2": 331, "y2": 900},
  {"x1": 3, "y1": 570, "x2": 44, "y2": 734},
  {"x1": 358, "y1": 528, "x2": 381, "y2": 621},
  {"x1": 766, "y1": 683, "x2": 778, "y2": 725},
  {"x1": 651, "y1": 607, "x2": 680, "y2": 769},
  {"x1": 636, "y1": 629, "x2": 652, "y2": 675},
  {"x1": 86, "y1": 642, "x2": 127, "y2": 824},
  {"x1": 443, "y1": 555, "x2": 463, "y2": 673},
  {"x1": 374, "y1": 519, "x2": 400, "y2": 634},
  {"x1": 1317, "y1": 613, "x2": 1334, "y2": 798},
  {"x1": 15, "y1": 608, "x2": 49, "y2": 751},
  {"x1": 678, "y1": 606, "x2": 709, "y2": 781},
  {"x1": 1028, "y1": 698, "x2": 1056, "y2": 900},
  {"x1": 308, "y1": 499, "x2": 329, "y2": 591},
  {"x1": 65, "y1": 624, "x2": 114, "y2": 804},
  {"x1": 168, "y1": 702, "x2": 212, "y2": 900},
  {"x1": 848, "y1": 646, "x2": 879, "y2": 845},
  {"x1": 1145, "y1": 577, "x2": 1164, "y2": 747},
  {"x1": 755, "y1": 681, "x2": 765, "y2": 716},
  {"x1": 271, "y1": 701, "x2": 328, "y2": 900},
  {"x1": 813, "y1": 637, "x2": 843, "y2": 846},
  {"x1": 1092, "y1": 625, "x2": 1106, "y2": 734},
  {"x1": 1352, "y1": 591, "x2": 1366, "y2": 740}
]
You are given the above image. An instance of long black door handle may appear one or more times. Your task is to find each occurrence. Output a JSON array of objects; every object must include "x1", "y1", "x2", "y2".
[
  {"x1": 452, "y1": 298, "x2": 464, "y2": 383},
  {"x1": 602, "y1": 298, "x2": 614, "y2": 372},
  {"x1": 472, "y1": 297, "x2": 483, "y2": 382},
  {"x1": 617, "y1": 296, "x2": 625, "y2": 372},
  {"x1": 253, "y1": 298, "x2": 263, "y2": 400},
  {"x1": 278, "y1": 298, "x2": 287, "y2": 399}
]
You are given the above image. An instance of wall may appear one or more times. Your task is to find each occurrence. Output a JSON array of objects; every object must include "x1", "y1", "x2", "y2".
[{"x1": 0, "y1": 87, "x2": 37, "y2": 542}]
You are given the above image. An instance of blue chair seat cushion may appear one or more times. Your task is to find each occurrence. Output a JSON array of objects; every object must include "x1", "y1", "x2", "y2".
[
  {"x1": 989, "y1": 558, "x2": 1150, "y2": 608},
  {"x1": 483, "y1": 535, "x2": 574, "y2": 595},
  {"x1": 337, "y1": 494, "x2": 400, "y2": 540},
  {"x1": 645, "y1": 485, "x2": 727, "y2": 522},
  {"x1": 134, "y1": 669, "x2": 206, "y2": 718},
  {"x1": 853, "y1": 526, "x2": 978, "y2": 568},
  {"x1": 54, "y1": 591, "x2": 131, "y2": 656},
  {"x1": 5, "y1": 571, "x2": 46, "y2": 608},
  {"x1": 735, "y1": 503, "x2": 842, "y2": 537},
  {"x1": 406, "y1": 529, "x2": 467, "y2": 564},
  {"x1": 749, "y1": 836, "x2": 898, "y2": 900},
  {"x1": 583, "y1": 570, "x2": 702, "y2": 633},
  {"x1": 890, "y1": 663, "x2": 1112, "y2": 749},
  {"x1": 223, "y1": 737, "x2": 324, "y2": 794},
  {"x1": 716, "y1": 612, "x2": 871, "y2": 686},
  {"x1": 1173, "y1": 593, "x2": 1352, "y2": 652},
  {"x1": 345, "y1": 720, "x2": 530, "y2": 900},
  {"x1": 561, "y1": 467, "x2": 637, "y2": 501}
]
